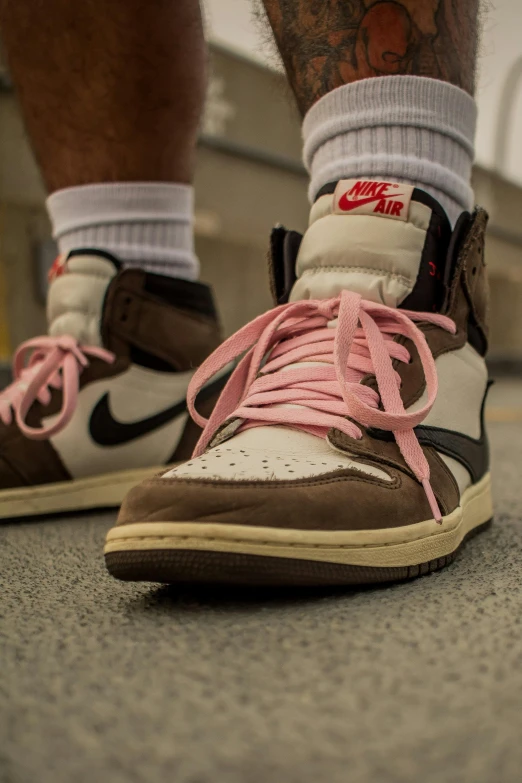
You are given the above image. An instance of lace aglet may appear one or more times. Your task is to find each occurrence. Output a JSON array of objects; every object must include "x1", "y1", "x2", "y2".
[{"x1": 422, "y1": 478, "x2": 443, "y2": 524}]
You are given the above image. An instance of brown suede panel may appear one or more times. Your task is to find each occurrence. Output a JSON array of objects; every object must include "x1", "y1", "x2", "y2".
[
  {"x1": 395, "y1": 324, "x2": 467, "y2": 408},
  {"x1": 102, "y1": 270, "x2": 221, "y2": 371},
  {"x1": 168, "y1": 387, "x2": 221, "y2": 463},
  {"x1": 446, "y1": 208, "x2": 489, "y2": 339},
  {"x1": 456, "y1": 210, "x2": 489, "y2": 343},
  {"x1": 328, "y1": 429, "x2": 460, "y2": 514},
  {"x1": 117, "y1": 466, "x2": 447, "y2": 532},
  {"x1": 0, "y1": 457, "x2": 26, "y2": 490},
  {"x1": 0, "y1": 421, "x2": 70, "y2": 488}
]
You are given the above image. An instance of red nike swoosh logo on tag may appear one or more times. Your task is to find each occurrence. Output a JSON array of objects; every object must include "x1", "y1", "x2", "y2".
[{"x1": 337, "y1": 192, "x2": 405, "y2": 211}]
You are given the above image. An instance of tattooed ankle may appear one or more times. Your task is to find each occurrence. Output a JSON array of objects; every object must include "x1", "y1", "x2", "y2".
[{"x1": 262, "y1": 0, "x2": 479, "y2": 112}]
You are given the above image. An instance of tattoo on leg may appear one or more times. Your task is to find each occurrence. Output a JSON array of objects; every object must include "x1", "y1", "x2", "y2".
[{"x1": 262, "y1": 0, "x2": 479, "y2": 113}]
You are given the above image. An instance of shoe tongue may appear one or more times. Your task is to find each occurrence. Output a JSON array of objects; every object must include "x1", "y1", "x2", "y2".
[
  {"x1": 290, "y1": 179, "x2": 452, "y2": 311},
  {"x1": 47, "y1": 249, "x2": 120, "y2": 346}
]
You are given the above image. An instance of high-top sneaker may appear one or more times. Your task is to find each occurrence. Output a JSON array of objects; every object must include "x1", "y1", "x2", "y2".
[
  {"x1": 0, "y1": 249, "x2": 222, "y2": 518},
  {"x1": 105, "y1": 180, "x2": 492, "y2": 586}
]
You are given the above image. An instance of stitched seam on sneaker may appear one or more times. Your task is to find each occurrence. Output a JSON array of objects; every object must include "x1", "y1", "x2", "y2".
[
  {"x1": 113, "y1": 524, "x2": 457, "y2": 550},
  {"x1": 300, "y1": 267, "x2": 412, "y2": 285},
  {"x1": 147, "y1": 472, "x2": 402, "y2": 490}
]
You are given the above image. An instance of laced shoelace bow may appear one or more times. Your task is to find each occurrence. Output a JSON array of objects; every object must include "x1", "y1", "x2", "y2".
[
  {"x1": 0, "y1": 336, "x2": 115, "y2": 439},
  {"x1": 187, "y1": 289, "x2": 456, "y2": 523}
]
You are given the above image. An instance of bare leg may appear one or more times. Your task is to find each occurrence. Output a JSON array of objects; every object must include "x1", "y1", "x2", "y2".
[
  {"x1": 0, "y1": 0, "x2": 206, "y2": 190},
  {"x1": 261, "y1": 0, "x2": 479, "y2": 115}
]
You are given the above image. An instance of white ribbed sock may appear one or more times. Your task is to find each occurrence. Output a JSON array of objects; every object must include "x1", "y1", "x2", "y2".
[
  {"x1": 302, "y1": 76, "x2": 477, "y2": 226},
  {"x1": 46, "y1": 182, "x2": 199, "y2": 280}
]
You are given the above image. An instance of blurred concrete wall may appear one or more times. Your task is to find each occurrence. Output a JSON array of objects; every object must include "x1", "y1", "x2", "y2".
[{"x1": 1, "y1": 44, "x2": 522, "y2": 368}]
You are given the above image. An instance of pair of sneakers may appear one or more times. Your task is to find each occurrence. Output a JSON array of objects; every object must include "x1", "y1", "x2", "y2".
[{"x1": 1, "y1": 180, "x2": 493, "y2": 586}]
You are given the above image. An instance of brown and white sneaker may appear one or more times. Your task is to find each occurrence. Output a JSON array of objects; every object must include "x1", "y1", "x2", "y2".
[
  {"x1": 0, "y1": 249, "x2": 222, "y2": 519},
  {"x1": 105, "y1": 180, "x2": 493, "y2": 586}
]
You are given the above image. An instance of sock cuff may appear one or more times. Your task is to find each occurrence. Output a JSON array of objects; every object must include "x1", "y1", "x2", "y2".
[
  {"x1": 46, "y1": 182, "x2": 194, "y2": 239},
  {"x1": 46, "y1": 181, "x2": 199, "y2": 280},
  {"x1": 306, "y1": 154, "x2": 475, "y2": 211},
  {"x1": 302, "y1": 76, "x2": 477, "y2": 171}
]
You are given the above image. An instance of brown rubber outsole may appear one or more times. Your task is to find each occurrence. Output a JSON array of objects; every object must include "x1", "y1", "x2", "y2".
[{"x1": 105, "y1": 518, "x2": 492, "y2": 587}]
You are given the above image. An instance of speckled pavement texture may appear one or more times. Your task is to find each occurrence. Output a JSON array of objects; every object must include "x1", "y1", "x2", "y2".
[{"x1": 1, "y1": 380, "x2": 522, "y2": 783}]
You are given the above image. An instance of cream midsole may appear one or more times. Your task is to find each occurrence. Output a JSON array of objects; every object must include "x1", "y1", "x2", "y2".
[
  {"x1": 0, "y1": 465, "x2": 170, "y2": 519},
  {"x1": 104, "y1": 472, "x2": 493, "y2": 568}
]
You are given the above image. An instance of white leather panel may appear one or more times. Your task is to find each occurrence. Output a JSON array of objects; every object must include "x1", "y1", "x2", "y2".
[
  {"x1": 47, "y1": 255, "x2": 117, "y2": 346},
  {"x1": 440, "y1": 455, "x2": 472, "y2": 495},
  {"x1": 410, "y1": 343, "x2": 488, "y2": 438},
  {"x1": 410, "y1": 343, "x2": 488, "y2": 493},
  {"x1": 49, "y1": 365, "x2": 194, "y2": 478},
  {"x1": 164, "y1": 426, "x2": 392, "y2": 482}
]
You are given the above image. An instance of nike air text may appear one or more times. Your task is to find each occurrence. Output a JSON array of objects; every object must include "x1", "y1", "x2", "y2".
[{"x1": 333, "y1": 179, "x2": 415, "y2": 222}]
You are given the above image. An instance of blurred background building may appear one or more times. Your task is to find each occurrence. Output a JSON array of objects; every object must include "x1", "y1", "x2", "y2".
[{"x1": 1, "y1": 1, "x2": 522, "y2": 384}]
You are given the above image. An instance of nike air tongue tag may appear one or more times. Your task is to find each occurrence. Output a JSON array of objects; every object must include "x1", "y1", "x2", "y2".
[{"x1": 333, "y1": 179, "x2": 415, "y2": 222}]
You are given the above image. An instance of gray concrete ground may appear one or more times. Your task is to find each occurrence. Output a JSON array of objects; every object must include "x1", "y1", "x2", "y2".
[{"x1": 1, "y1": 380, "x2": 522, "y2": 783}]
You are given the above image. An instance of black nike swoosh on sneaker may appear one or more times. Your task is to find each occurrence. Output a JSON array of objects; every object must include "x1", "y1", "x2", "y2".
[
  {"x1": 368, "y1": 382, "x2": 492, "y2": 484},
  {"x1": 89, "y1": 373, "x2": 229, "y2": 447},
  {"x1": 368, "y1": 423, "x2": 489, "y2": 484},
  {"x1": 414, "y1": 424, "x2": 488, "y2": 484}
]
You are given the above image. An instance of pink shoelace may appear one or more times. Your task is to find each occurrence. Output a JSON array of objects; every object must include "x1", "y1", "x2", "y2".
[
  {"x1": 0, "y1": 336, "x2": 114, "y2": 439},
  {"x1": 188, "y1": 290, "x2": 456, "y2": 523}
]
